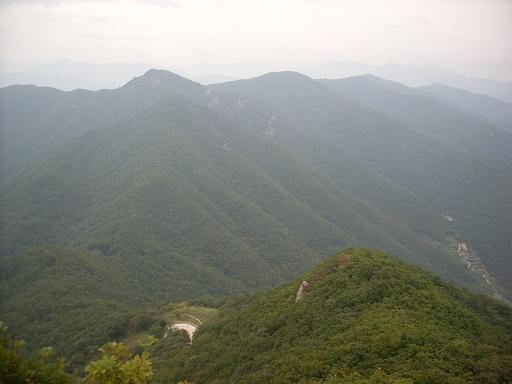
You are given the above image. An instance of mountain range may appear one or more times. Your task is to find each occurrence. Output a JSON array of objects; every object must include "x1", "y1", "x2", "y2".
[
  {"x1": 2, "y1": 60, "x2": 512, "y2": 103},
  {"x1": 305, "y1": 61, "x2": 512, "y2": 103},
  {"x1": 0, "y1": 68, "x2": 511, "y2": 370}
]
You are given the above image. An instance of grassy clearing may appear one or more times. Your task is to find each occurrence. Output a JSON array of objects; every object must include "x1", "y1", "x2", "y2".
[{"x1": 160, "y1": 302, "x2": 217, "y2": 326}]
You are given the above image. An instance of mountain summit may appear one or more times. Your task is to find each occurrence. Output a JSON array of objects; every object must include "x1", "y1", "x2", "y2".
[{"x1": 124, "y1": 69, "x2": 202, "y2": 90}]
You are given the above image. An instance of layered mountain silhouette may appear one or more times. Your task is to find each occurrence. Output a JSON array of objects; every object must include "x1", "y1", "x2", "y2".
[{"x1": 420, "y1": 83, "x2": 512, "y2": 134}]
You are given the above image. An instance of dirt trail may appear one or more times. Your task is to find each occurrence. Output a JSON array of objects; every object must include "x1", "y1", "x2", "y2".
[
  {"x1": 164, "y1": 322, "x2": 197, "y2": 343},
  {"x1": 186, "y1": 314, "x2": 203, "y2": 324}
]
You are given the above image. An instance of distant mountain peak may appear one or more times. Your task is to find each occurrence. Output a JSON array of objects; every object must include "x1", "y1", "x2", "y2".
[
  {"x1": 350, "y1": 73, "x2": 380, "y2": 80},
  {"x1": 256, "y1": 70, "x2": 312, "y2": 81},
  {"x1": 124, "y1": 68, "x2": 202, "y2": 89},
  {"x1": 142, "y1": 68, "x2": 179, "y2": 79}
]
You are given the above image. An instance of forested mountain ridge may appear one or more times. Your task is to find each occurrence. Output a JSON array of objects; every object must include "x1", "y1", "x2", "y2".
[
  {"x1": 420, "y1": 83, "x2": 512, "y2": 134},
  {"x1": 319, "y1": 75, "x2": 512, "y2": 161},
  {"x1": 0, "y1": 69, "x2": 510, "y2": 369},
  {"x1": 149, "y1": 249, "x2": 512, "y2": 384},
  {"x1": 319, "y1": 74, "x2": 512, "y2": 302}
]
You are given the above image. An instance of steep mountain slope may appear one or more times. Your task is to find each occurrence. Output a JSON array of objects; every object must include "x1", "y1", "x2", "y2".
[
  {"x1": 455, "y1": 160, "x2": 512, "y2": 299},
  {"x1": 215, "y1": 72, "x2": 477, "y2": 219},
  {"x1": 0, "y1": 70, "x2": 207, "y2": 176},
  {"x1": 2, "y1": 71, "x2": 489, "y2": 367},
  {"x1": 0, "y1": 246, "x2": 133, "y2": 368},
  {"x1": 152, "y1": 249, "x2": 512, "y2": 384},
  {"x1": 0, "y1": 70, "x2": 508, "y2": 368},
  {"x1": 215, "y1": 73, "x2": 512, "y2": 299},
  {"x1": 420, "y1": 83, "x2": 512, "y2": 134},
  {"x1": 320, "y1": 75, "x2": 512, "y2": 300},
  {"x1": 1, "y1": 86, "x2": 456, "y2": 279},
  {"x1": 319, "y1": 75, "x2": 512, "y2": 161},
  {"x1": 2, "y1": 71, "x2": 483, "y2": 286}
]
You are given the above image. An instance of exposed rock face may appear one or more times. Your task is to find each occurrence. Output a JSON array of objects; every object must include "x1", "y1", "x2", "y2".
[{"x1": 295, "y1": 280, "x2": 311, "y2": 302}]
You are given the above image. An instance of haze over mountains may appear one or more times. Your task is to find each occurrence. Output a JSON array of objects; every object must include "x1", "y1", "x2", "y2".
[
  {"x1": 1, "y1": 66, "x2": 511, "y2": 373},
  {"x1": 1, "y1": 0, "x2": 511, "y2": 381},
  {"x1": 420, "y1": 83, "x2": 512, "y2": 134},
  {"x1": 2, "y1": 59, "x2": 512, "y2": 103},
  {"x1": 307, "y1": 61, "x2": 512, "y2": 103},
  {"x1": 319, "y1": 75, "x2": 512, "y2": 160},
  {"x1": 0, "y1": 60, "x2": 155, "y2": 92}
]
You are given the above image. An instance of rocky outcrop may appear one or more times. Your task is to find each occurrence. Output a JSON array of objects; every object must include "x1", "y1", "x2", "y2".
[{"x1": 295, "y1": 280, "x2": 311, "y2": 302}]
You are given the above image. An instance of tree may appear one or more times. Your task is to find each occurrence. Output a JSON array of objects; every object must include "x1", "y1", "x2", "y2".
[
  {"x1": 0, "y1": 322, "x2": 74, "y2": 384},
  {"x1": 324, "y1": 369, "x2": 413, "y2": 383},
  {"x1": 85, "y1": 342, "x2": 153, "y2": 384}
]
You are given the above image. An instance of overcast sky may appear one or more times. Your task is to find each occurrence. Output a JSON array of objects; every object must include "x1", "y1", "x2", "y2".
[{"x1": 0, "y1": 0, "x2": 511, "y2": 80}]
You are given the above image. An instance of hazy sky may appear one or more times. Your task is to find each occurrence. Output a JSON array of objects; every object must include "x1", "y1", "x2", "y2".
[{"x1": 1, "y1": 0, "x2": 511, "y2": 80}]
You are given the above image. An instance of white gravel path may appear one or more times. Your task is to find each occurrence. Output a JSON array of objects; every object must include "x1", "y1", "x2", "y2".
[{"x1": 165, "y1": 322, "x2": 197, "y2": 342}]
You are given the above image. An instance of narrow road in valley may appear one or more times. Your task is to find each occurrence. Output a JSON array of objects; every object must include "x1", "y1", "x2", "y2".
[{"x1": 457, "y1": 241, "x2": 504, "y2": 300}]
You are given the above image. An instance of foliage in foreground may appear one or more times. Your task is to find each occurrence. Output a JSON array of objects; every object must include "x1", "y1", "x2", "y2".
[
  {"x1": 0, "y1": 323, "x2": 153, "y2": 384},
  {"x1": 85, "y1": 342, "x2": 153, "y2": 384},
  {"x1": 0, "y1": 322, "x2": 74, "y2": 384},
  {"x1": 2, "y1": 249, "x2": 512, "y2": 383}
]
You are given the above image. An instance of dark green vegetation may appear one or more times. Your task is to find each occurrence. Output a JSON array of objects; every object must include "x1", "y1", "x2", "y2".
[
  {"x1": 2, "y1": 250, "x2": 512, "y2": 383},
  {"x1": 319, "y1": 75, "x2": 512, "y2": 301},
  {"x1": 0, "y1": 322, "x2": 74, "y2": 384},
  {"x1": 84, "y1": 342, "x2": 153, "y2": 384},
  {"x1": 160, "y1": 249, "x2": 512, "y2": 384},
  {"x1": 1, "y1": 70, "x2": 511, "y2": 370},
  {"x1": 0, "y1": 246, "x2": 133, "y2": 368},
  {"x1": 0, "y1": 323, "x2": 153, "y2": 384}
]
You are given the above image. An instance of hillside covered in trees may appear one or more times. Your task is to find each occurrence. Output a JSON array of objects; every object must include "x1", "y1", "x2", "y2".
[
  {"x1": 155, "y1": 249, "x2": 512, "y2": 384},
  {"x1": 3, "y1": 249, "x2": 510, "y2": 383},
  {"x1": 1, "y1": 69, "x2": 511, "y2": 370}
]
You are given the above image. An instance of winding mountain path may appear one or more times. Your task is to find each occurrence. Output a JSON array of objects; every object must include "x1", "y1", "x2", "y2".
[{"x1": 457, "y1": 241, "x2": 505, "y2": 301}]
